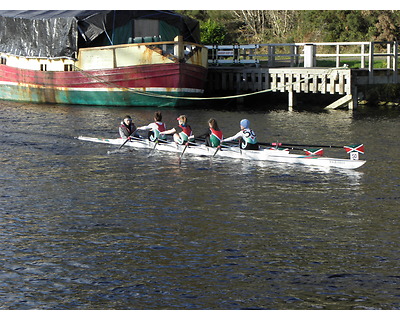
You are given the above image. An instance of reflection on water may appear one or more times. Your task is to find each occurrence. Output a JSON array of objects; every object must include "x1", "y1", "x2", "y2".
[{"x1": 0, "y1": 101, "x2": 399, "y2": 309}]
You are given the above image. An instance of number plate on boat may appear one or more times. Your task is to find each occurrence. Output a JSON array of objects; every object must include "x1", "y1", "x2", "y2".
[{"x1": 349, "y1": 152, "x2": 359, "y2": 160}]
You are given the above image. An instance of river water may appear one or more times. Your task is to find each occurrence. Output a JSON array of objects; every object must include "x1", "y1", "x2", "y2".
[{"x1": 0, "y1": 100, "x2": 399, "y2": 310}]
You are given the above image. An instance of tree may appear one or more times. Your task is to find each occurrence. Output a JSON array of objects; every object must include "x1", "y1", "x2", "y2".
[
  {"x1": 265, "y1": 11, "x2": 299, "y2": 41},
  {"x1": 232, "y1": 10, "x2": 298, "y2": 43},
  {"x1": 180, "y1": 10, "x2": 400, "y2": 44},
  {"x1": 200, "y1": 19, "x2": 227, "y2": 45},
  {"x1": 374, "y1": 11, "x2": 399, "y2": 41},
  {"x1": 232, "y1": 10, "x2": 268, "y2": 42}
]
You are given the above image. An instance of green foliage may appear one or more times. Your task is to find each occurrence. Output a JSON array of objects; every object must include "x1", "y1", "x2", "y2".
[
  {"x1": 316, "y1": 59, "x2": 387, "y2": 69},
  {"x1": 293, "y1": 10, "x2": 400, "y2": 42},
  {"x1": 200, "y1": 19, "x2": 228, "y2": 45},
  {"x1": 179, "y1": 10, "x2": 400, "y2": 44}
]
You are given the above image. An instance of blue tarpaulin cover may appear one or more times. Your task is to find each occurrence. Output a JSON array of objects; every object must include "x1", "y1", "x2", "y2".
[{"x1": 0, "y1": 10, "x2": 200, "y2": 58}]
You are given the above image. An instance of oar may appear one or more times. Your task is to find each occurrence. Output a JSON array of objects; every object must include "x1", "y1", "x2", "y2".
[
  {"x1": 148, "y1": 138, "x2": 159, "y2": 156},
  {"x1": 260, "y1": 142, "x2": 365, "y2": 154},
  {"x1": 178, "y1": 142, "x2": 189, "y2": 164},
  {"x1": 220, "y1": 140, "x2": 316, "y2": 153},
  {"x1": 212, "y1": 145, "x2": 221, "y2": 157},
  {"x1": 257, "y1": 142, "x2": 326, "y2": 156},
  {"x1": 119, "y1": 137, "x2": 131, "y2": 149},
  {"x1": 258, "y1": 142, "x2": 306, "y2": 151},
  {"x1": 258, "y1": 141, "x2": 344, "y2": 149},
  {"x1": 120, "y1": 136, "x2": 149, "y2": 152}
]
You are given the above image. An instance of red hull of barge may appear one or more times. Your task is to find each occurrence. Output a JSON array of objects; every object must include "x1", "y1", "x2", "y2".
[{"x1": 0, "y1": 63, "x2": 208, "y2": 107}]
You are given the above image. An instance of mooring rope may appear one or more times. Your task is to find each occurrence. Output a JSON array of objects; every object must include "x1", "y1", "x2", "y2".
[{"x1": 75, "y1": 66, "x2": 338, "y2": 101}]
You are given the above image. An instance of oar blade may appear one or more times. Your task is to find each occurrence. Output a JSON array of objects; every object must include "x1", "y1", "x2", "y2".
[
  {"x1": 148, "y1": 139, "x2": 159, "y2": 157},
  {"x1": 344, "y1": 144, "x2": 364, "y2": 154},
  {"x1": 303, "y1": 148, "x2": 324, "y2": 156},
  {"x1": 178, "y1": 142, "x2": 189, "y2": 165}
]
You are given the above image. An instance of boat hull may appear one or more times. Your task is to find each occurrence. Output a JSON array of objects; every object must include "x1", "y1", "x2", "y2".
[
  {"x1": 77, "y1": 136, "x2": 366, "y2": 170},
  {"x1": 0, "y1": 63, "x2": 207, "y2": 107}
]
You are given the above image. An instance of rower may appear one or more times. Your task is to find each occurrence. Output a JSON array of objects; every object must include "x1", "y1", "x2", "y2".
[
  {"x1": 136, "y1": 111, "x2": 167, "y2": 142},
  {"x1": 160, "y1": 115, "x2": 195, "y2": 145},
  {"x1": 222, "y1": 119, "x2": 259, "y2": 150},
  {"x1": 119, "y1": 115, "x2": 140, "y2": 140},
  {"x1": 191, "y1": 118, "x2": 223, "y2": 147}
]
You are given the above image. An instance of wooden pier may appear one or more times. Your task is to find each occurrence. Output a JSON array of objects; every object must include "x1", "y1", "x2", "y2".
[{"x1": 205, "y1": 41, "x2": 400, "y2": 109}]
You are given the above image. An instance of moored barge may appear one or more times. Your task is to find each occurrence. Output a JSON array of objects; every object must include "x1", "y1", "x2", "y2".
[{"x1": 0, "y1": 10, "x2": 208, "y2": 107}]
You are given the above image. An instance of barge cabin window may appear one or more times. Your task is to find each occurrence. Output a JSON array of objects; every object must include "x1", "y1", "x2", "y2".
[{"x1": 64, "y1": 64, "x2": 73, "y2": 71}]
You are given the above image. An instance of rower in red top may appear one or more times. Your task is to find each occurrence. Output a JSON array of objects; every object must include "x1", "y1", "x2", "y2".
[
  {"x1": 191, "y1": 118, "x2": 223, "y2": 147},
  {"x1": 160, "y1": 115, "x2": 195, "y2": 144},
  {"x1": 136, "y1": 111, "x2": 167, "y2": 142}
]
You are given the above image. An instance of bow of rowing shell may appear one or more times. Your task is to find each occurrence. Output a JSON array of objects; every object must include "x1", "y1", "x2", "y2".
[{"x1": 77, "y1": 136, "x2": 366, "y2": 170}]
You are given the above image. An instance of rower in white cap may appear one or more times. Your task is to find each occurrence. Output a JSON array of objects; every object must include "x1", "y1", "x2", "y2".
[{"x1": 222, "y1": 119, "x2": 259, "y2": 150}]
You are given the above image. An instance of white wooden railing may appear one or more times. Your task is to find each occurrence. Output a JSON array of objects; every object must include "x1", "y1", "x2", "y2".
[{"x1": 205, "y1": 41, "x2": 399, "y2": 73}]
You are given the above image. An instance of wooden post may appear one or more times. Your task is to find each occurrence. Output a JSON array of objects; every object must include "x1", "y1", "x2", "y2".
[
  {"x1": 361, "y1": 43, "x2": 365, "y2": 69},
  {"x1": 288, "y1": 91, "x2": 296, "y2": 108},
  {"x1": 174, "y1": 35, "x2": 184, "y2": 61},
  {"x1": 221, "y1": 71, "x2": 227, "y2": 90},
  {"x1": 336, "y1": 44, "x2": 340, "y2": 67},
  {"x1": 290, "y1": 45, "x2": 295, "y2": 67},
  {"x1": 304, "y1": 44, "x2": 316, "y2": 67},
  {"x1": 228, "y1": 72, "x2": 234, "y2": 90},
  {"x1": 394, "y1": 41, "x2": 398, "y2": 83},
  {"x1": 312, "y1": 74, "x2": 318, "y2": 93},
  {"x1": 293, "y1": 73, "x2": 298, "y2": 93},
  {"x1": 303, "y1": 73, "x2": 309, "y2": 93},
  {"x1": 279, "y1": 73, "x2": 286, "y2": 93},
  {"x1": 268, "y1": 45, "x2": 275, "y2": 67},
  {"x1": 349, "y1": 86, "x2": 358, "y2": 110},
  {"x1": 369, "y1": 42, "x2": 374, "y2": 83},
  {"x1": 329, "y1": 73, "x2": 336, "y2": 94},
  {"x1": 251, "y1": 71, "x2": 256, "y2": 91},
  {"x1": 265, "y1": 69, "x2": 270, "y2": 90},
  {"x1": 112, "y1": 48, "x2": 117, "y2": 68},
  {"x1": 338, "y1": 73, "x2": 345, "y2": 94},
  {"x1": 257, "y1": 69, "x2": 262, "y2": 91},
  {"x1": 325, "y1": 94, "x2": 353, "y2": 109},
  {"x1": 320, "y1": 73, "x2": 327, "y2": 94},
  {"x1": 236, "y1": 72, "x2": 241, "y2": 93}
]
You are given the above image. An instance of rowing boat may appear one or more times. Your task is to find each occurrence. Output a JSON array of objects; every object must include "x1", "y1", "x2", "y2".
[{"x1": 77, "y1": 136, "x2": 366, "y2": 170}]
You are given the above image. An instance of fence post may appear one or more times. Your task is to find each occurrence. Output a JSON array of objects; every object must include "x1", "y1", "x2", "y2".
[
  {"x1": 394, "y1": 41, "x2": 398, "y2": 83},
  {"x1": 268, "y1": 45, "x2": 275, "y2": 67},
  {"x1": 295, "y1": 45, "x2": 299, "y2": 66},
  {"x1": 361, "y1": 43, "x2": 365, "y2": 68},
  {"x1": 304, "y1": 44, "x2": 316, "y2": 67},
  {"x1": 369, "y1": 42, "x2": 374, "y2": 83},
  {"x1": 290, "y1": 45, "x2": 295, "y2": 67},
  {"x1": 212, "y1": 45, "x2": 217, "y2": 63},
  {"x1": 234, "y1": 43, "x2": 239, "y2": 63},
  {"x1": 336, "y1": 44, "x2": 340, "y2": 67}
]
